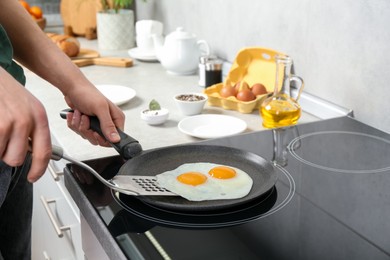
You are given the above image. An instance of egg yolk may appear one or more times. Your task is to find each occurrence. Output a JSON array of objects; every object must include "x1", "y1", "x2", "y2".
[
  {"x1": 177, "y1": 172, "x2": 207, "y2": 186},
  {"x1": 208, "y1": 166, "x2": 236, "y2": 179}
]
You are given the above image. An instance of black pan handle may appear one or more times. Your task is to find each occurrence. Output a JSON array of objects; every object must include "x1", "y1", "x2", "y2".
[{"x1": 60, "y1": 108, "x2": 142, "y2": 159}]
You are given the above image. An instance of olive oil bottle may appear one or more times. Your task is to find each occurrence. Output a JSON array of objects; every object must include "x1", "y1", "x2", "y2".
[{"x1": 260, "y1": 54, "x2": 304, "y2": 128}]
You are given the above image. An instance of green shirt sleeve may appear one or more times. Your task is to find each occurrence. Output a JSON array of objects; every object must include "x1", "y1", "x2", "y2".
[{"x1": 0, "y1": 24, "x2": 26, "y2": 86}]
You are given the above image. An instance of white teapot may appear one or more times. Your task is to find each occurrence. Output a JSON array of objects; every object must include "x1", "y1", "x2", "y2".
[{"x1": 153, "y1": 27, "x2": 210, "y2": 75}]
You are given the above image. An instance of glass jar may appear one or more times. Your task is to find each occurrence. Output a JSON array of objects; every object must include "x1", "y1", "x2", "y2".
[{"x1": 260, "y1": 54, "x2": 304, "y2": 128}]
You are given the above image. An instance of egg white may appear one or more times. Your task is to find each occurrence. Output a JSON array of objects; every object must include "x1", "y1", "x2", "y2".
[{"x1": 155, "y1": 162, "x2": 253, "y2": 201}]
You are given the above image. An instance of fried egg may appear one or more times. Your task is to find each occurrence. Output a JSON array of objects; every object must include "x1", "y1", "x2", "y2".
[{"x1": 155, "y1": 162, "x2": 253, "y2": 201}]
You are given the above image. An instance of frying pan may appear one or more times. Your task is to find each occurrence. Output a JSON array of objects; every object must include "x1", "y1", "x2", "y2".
[
  {"x1": 110, "y1": 187, "x2": 277, "y2": 231},
  {"x1": 117, "y1": 145, "x2": 276, "y2": 212},
  {"x1": 59, "y1": 110, "x2": 277, "y2": 212}
]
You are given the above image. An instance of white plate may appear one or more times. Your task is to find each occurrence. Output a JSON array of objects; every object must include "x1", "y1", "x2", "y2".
[
  {"x1": 178, "y1": 114, "x2": 247, "y2": 139},
  {"x1": 128, "y1": 48, "x2": 158, "y2": 61},
  {"x1": 95, "y1": 84, "x2": 136, "y2": 106}
]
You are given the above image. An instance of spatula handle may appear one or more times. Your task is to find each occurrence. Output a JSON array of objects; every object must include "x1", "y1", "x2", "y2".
[{"x1": 60, "y1": 108, "x2": 142, "y2": 159}]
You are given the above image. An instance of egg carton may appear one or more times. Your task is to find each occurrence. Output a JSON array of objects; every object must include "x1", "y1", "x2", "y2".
[
  {"x1": 204, "y1": 83, "x2": 269, "y2": 113},
  {"x1": 204, "y1": 47, "x2": 285, "y2": 114}
]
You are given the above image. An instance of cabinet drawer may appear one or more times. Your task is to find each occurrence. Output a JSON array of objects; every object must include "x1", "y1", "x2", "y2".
[{"x1": 32, "y1": 164, "x2": 83, "y2": 260}]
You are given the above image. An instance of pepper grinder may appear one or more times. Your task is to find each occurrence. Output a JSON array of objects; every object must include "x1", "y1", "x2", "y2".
[{"x1": 199, "y1": 55, "x2": 222, "y2": 88}]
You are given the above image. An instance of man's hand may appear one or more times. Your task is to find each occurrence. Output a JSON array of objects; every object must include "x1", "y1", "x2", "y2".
[
  {"x1": 0, "y1": 68, "x2": 52, "y2": 183},
  {"x1": 63, "y1": 84, "x2": 125, "y2": 146}
]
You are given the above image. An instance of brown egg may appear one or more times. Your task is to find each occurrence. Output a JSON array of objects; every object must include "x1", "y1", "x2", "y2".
[
  {"x1": 251, "y1": 83, "x2": 267, "y2": 96},
  {"x1": 219, "y1": 85, "x2": 237, "y2": 98},
  {"x1": 234, "y1": 81, "x2": 241, "y2": 93},
  {"x1": 236, "y1": 89, "x2": 256, "y2": 102}
]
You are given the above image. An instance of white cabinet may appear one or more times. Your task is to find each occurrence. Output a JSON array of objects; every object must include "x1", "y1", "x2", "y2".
[
  {"x1": 32, "y1": 160, "x2": 84, "y2": 260},
  {"x1": 80, "y1": 215, "x2": 110, "y2": 260}
]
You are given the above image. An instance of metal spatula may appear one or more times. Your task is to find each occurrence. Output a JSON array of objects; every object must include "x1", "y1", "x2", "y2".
[
  {"x1": 51, "y1": 145, "x2": 177, "y2": 196},
  {"x1": 110, "y1": 175, "x2": 176, "y2": 196}
]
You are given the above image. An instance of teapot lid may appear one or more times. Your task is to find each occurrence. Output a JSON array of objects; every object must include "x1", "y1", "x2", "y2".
[{"x1": 167, "y1": 27, "x2": 195, "y2": 40}]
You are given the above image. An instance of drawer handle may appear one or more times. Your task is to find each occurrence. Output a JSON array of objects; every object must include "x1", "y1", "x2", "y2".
[
  {"x1": 43, "y1": 251, "x2": 51, "y2": 260},
  {"x1": 40, "y1": 196, "x2": 70, "y2": 238},
  {"x1": 48, "y1": 162, "x2": 63, "y2": 181}
]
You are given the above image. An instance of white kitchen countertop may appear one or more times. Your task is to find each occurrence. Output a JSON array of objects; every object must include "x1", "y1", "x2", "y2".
[{"x1": 25, "y1": 37, "x2": 320, "y2": 161}]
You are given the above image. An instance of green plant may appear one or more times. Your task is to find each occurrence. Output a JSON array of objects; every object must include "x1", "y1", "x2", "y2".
[{"x1": 101, "y1": 0, "x2": 146, "y2": 13}]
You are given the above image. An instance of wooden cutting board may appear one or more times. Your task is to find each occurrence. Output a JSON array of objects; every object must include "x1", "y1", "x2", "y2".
[
  {"x1": 72, "y1": 57, "x2": 133, "y2": 67},
  {"x1": 71, "y1": 49, "x2": 133, "y2": 67},
  {"x1": 71, "y1": 49, "x2": 100, "y2": 60},
  {"x1": 60, "y1": 0, "x2": 101, "y2": 38}
]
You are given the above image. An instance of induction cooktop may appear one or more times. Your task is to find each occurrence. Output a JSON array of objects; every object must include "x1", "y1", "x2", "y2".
[{"x1": 65, "y1": 116, "x2": 390, "y2": 260}]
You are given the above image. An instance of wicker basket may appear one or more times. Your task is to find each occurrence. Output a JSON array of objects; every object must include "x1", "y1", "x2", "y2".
[{"x1": 36, "y1": 17, "x2": 46, "y2": 30}]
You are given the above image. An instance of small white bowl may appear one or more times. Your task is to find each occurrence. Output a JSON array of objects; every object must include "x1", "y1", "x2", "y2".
[
  {"x1": 140, "y1": 108, "x2": 169, "y2": 125},
  {"x1": 174, "y1": 93, "x2": 208, "y2": 116}
]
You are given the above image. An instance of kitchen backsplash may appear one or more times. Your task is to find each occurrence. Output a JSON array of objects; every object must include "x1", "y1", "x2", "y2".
[
  {"x1": 26, "y1": 0, "x2": 62, "y2": 26},
  {"x1": 151, "y1": 0, "x2": 390, "y2": 134},
  {"x1": 28, "y1": 0, "x2": 59, "y2": 13}
]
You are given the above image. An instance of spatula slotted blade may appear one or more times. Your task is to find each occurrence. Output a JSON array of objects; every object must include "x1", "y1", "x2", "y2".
[{"x1": 110, "y1": 175, "x2": 177, "y2": 196}]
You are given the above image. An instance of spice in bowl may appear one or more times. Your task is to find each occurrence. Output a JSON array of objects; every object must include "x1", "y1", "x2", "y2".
[
  {"x1": 174, "y1": 93, "x2": 208, "y2": 116},
  {"x1": 175, "y1": 94, "x2": 206, "y2": 102}
]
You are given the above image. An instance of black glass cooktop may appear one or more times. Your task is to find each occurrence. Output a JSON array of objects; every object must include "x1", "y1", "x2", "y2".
[{"x1": 65, "y1": 116, "x2": 390, "y2": 260}]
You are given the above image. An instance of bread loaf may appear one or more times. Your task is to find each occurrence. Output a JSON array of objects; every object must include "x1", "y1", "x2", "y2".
[{"x1": 47, "y1": 33, "x2": 80, "y2": 57}]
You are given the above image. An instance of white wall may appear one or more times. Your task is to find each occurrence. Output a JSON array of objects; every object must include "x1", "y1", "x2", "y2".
[{"x1": 149, "y1": 0, "x2": 390, "y2": 133}]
